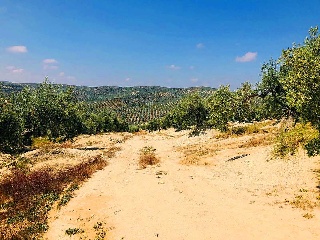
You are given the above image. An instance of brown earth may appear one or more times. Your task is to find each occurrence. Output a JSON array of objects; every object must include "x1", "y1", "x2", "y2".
[{"x1": 41, "y1": 128, "x2": 320, "y2": 240}]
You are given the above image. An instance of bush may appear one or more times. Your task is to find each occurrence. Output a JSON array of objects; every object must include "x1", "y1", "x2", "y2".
[
  {"x1": 0, "y1": 106, "x2": 24, "y2": 153},
  {"x1": 273, "y1": 122, "x2": 319, "y2": 158},
  {"x1": 138, "y1": 146, "x2": 159, "y2": 169}
]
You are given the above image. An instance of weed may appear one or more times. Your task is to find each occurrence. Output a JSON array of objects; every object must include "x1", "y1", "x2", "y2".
[
  {"x1": 302, "y1": 213, "x2": 314, "y2": 219},
  {"x1": 94, "y1": 221, "x2": 107, "y2": 239},
  {"x1": 290, "y1": 194, "x2": 318, "y2": 210},
  {"x1": 138, "y1": 146, "x2": 159, "y2": 169},
  {"x1": 65, "y1": 227, "x2": 84, "y2": 235},
  {"x1": 57, "y1": 183, "x2": 79, "y2": 208}
]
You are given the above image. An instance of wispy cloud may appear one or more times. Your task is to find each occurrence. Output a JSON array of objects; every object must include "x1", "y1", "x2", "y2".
[
  {"x1": 43, "y1": 58, "x2": 58, "y2": 70},
  {"x1": 235, "y1": 52, "x2": 257, "y2": 62},
  {"x1": 189, "y1": 66, "x2": 195, "y2": 70},
  {"x1": 125, "y1": 77, "x2": 131, "y2": 82},
  {"x1": 168, "y1": 64, "x2": 181, "y2": 70},
  {"x1": 6, "y1": 65, "x2": 24, "y2": 73},
  {"x1": 191, "y1": 78, "x2": 199, "y2": 83},
  {"x1": 59, "y1": 72, "x2": 65, "y2": 77},
  {"x1": 43, "y1": 58, "x2": 58, "y2": 64},
  {"x1": 6, "y1": 45, "x2": 28, "y2": 53},
  {"x1": 196, "y1": 43, "x2": 205, "y2": 49}
]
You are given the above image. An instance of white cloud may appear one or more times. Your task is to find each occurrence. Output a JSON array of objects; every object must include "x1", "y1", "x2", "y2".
[
  {"x1": 59, "y1": 72, "x2": 65, "y2": 77},
  {"x1": 125, "y1": 77, "x2": 131, "y2": 81},
  {"x1": 6, "y1": 65, "x2": 24, "y2": 73},
  {"x1": 196, "y1": 43, "x2": 205, "y2": 49},
  {"x1": 168, "y1": 64, "x2": 181, "y2": 70},
  {"x1": 191, "y1": 78, "x2": 199, "y2": 83},
  {"x1": 6, "y1": 45, "x2": 28, "y2": 53},
  {"x1": 236, "y1": 52, "x2": 257, "y2": 62},
  {"x1": 12, "y1": 68, "x2": 24, "y2": 73},
  {"x1": 43, "y1": 58, "x2": 58, "y2": 64},
  {"x1": 43, "y1": 59, "x2": 59, "y2": 70}
]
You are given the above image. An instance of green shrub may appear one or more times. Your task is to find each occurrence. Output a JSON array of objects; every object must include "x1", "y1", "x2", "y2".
[
  {"x1": 0, "y1": 106, "x2": 24, "y2": 153},
  {"x1": 273, "y1": 122, "x2": 319, "y2": 158}
]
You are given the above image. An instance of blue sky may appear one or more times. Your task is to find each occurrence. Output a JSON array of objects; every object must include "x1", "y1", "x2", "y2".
[{"x1": 1, "y1": 0, "x2": 319, "y2": 88}]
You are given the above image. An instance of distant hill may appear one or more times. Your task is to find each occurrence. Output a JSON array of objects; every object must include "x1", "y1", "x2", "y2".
[{"x1": 1, "y1": 81, "x2": 216, "y2": 124}]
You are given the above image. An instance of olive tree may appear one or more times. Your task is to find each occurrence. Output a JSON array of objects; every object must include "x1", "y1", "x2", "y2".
[
  {"x1": 279, "y1": 27, "x2": 320, "y2": 128},
  {"x1": 206, "y1": 85, "x2": 235, "y2": 131}
]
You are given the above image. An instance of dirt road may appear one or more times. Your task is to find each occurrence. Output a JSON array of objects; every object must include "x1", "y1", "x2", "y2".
[{"x1": 44, "y1": 130, "x2": 320, "y2": 239}]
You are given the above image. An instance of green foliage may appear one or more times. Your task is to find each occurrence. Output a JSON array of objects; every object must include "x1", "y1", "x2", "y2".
[
  {"x1": 169, "y1": 93, "x2": 208, "y2": 133},
  {"x1": 257, "y1": 26, "x2": 320, "y2": 156},
  {"x1": 273, "y1": 122, "x2": 319, "y2": 158},
  {"x1": 258, "y1": 59, "x2": 288, "y2": 119},
  {"x1": 0, "y1": 104, "x2": 24, "y2": 153},
  {"x1": 206, "y1": 85, "x2": 234, "y2": 131},
  {"x1": 0, "y1": 79, "x2": 132, "y2": 153},
  {"x1": 146, "y1": 119, "x2": 162, "y2": 131},
  {"x1": 10, "y1": 78, "x2": 83, "y2": 142},
  {"x1": 128, "y1": 124, "x2": 140, "y2": 133},
  {"x1": 279, "y1": 27, "x2": 320, "y2": 128},
  {"x1": 233, "y1": 82, "x2": 259, "y2": 122},
  {"x1": 304, "y1": 138, "x2": 320, "y2": 157}
]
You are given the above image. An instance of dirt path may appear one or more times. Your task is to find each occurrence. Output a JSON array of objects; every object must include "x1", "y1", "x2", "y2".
[{"x1": 44, "y1": 130, "x2": 320, "y2": 239}]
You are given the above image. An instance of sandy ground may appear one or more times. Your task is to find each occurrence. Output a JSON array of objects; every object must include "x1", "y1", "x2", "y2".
[{"x1": 44, "y1": 129, "x2": 320, "y2": 240}]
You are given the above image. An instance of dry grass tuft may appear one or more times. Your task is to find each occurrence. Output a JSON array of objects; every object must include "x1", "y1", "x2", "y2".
[
  {"x1": 0, "y1": 155, "x2": 107, "y2": 239},
  {"x1": 289, "y1": 194, "x2": 319, "y2": 210},
  {"x1": 179, "y1": 144, "x2": 216, "y2": 166},
  {"x1": 138, "y1": 146, "x2": 159, "y2": 169},
  {"x1": 238, "y1": 134, "x2": 275, "y2": 148},
  {"x1": 104, "y1": 146, "x2": 122, "y2": 158}
]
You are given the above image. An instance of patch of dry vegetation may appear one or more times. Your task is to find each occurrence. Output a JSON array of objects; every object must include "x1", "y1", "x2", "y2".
[
  {"x1": 0, "y1": 155, "x2": 107, "y2": 239},
  {"x1": 179, "y1": 122, "x2": 277, "y2": 166},
  {"x1": 216, "y1": 120, "x2": 277, "y2": 139},
  {"x1": 138, "y1": 146, "x2": 159, "y2": 169},
  {"x1": 179, "y1": 144, "x2": 217, "y2": 166},
  {"x1": 0, "y1": 133, "x2": 127, "y2": 239},
  {"x1": 238, "y1": 134, "x2": 275, "y2": 148}
]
